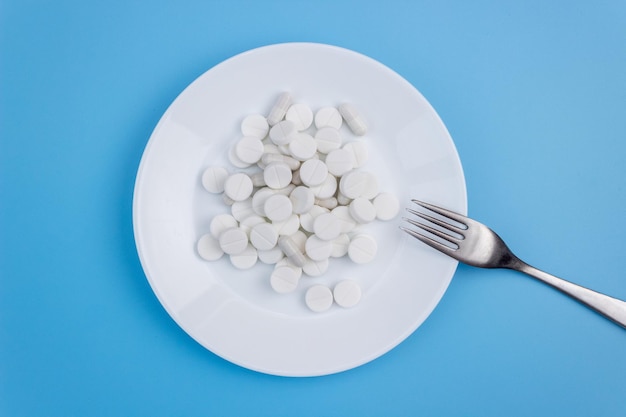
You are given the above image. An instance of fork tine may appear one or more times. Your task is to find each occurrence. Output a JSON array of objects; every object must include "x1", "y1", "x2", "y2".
[
  {"x1": 411, "y1": 199, "x2": 468, "y2": 229},
  {"x1": 405, "y1": 207, "x2": 465, "y2": 233},
  {"x1": 399, "y1": 225, "x2": 458, "y2": 255},
  {"x1": 402, "y1": 217, "x2": 461, "y2": 247}
]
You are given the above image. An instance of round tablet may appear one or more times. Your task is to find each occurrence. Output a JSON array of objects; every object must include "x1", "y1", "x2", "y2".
[
  {"x1": 343, "y1": 141, "x2": 368, "y2": 168},
  {"x1": 314, "y1": 127, "x2": 342, "y2": 154},
  {"x1": 314, "y1": 107, "x2": 342, "y2": 130},
  {"x1": 228, "y1": 145, "x2": 252, "y2": 169},
  {"x1": 373, "y1": 192, "x2": 400, "y2": 221},
  {"x1": 339, "y1": 170, "x2": 367, "y2": 199},
  {"x1": 201, "y1": 166, "x2": 229, "y2": 193},
  {"x1": 218, "y1": 227, "x2": 248, "y2": 255},
  {"x1": 241, "y1": 114, "x2": 269, "y2": 139},
  {"x1": 239, "y1": 215, "x2": 266, "y2": 236},
  {"x1": 249, "y1": 222, "x2": 279, "y2": 251},
  {"x1": 263, "y1": 162, "x2": 292, "y2": 189},
  {"x1": 257, "y1": 246, "x2": 284, "y2": 264},
  {"x1": 331, "y1": 206, "x2": 357, "y2": 233},
  {"x1": 302, "y1": 257, "x2": 329, "y2": 277},
  {"x1": 285, "y1": 103, "x2": 313, "y2": 131},
  {"x1": 349, "y1": 197, "x2": 376, "y2": 224},
  {"x1": 263, "y1": 194, "x2": 293, "y2": 222},
  {"x1": 269, "y1": 120, "x2": 297, "y2": 145},
  {"x1": 270, "y1": 265, "x2": 302, "y2": 293},
  {"x1": 299, "y1": 159, "x2": 328, "y2": 187},
  {"x1": 289, "y1": 186, "x2": 315, "y2": 214},
  {"x1": 209, "y1": 213, "x2": 238, "y2": 238},
  {"x1": 231, "y1": 198, "x2": 254, "y2": 221},
  {"x1": 325, "y1": 148, "x2": 355, "y2": 177},
  {"x1": 251, "y1": 187, "x2": 276, "y2": 216},
  {"x1": 305, "y1": 285, "x2": 333, "y2": 313},
  {"x1": 330, "y1": 233, "x2": 350, "y2": 258},
  {"x1": 312, "y1": 213, "x2": 341, "y2": 241},
  {"x1": 309, "y1": 174, "x2": 337, "y2": 199},
  {"x1": 305, "y1": 235, "x2": 333, "y2": 261},
  {"x1": 288, "y1": 133, "x2": 317, "y2": 161},
  {"x1": 360, "y1": 171, "x2": 379, "y2": 200},
  {"x1": 272, "y1": 213, "x2": 300, "y2": 236},
  {"x1": 347, "y1": 234, "x2": 377, "y2": 264},
  {"x1": 333, "y1": 280, "x2": 362, "y2": 308},
  {"x1": 299, "y1": 205, "x2": 329, "y2": 233},
  {"x1": 229, "y1": 244, "x2": 258, "y2": 270},
  {"x1": 196, "y1": 234, "x2": 224, "y2": 261},
  {"x1": 223, "y1": 173, "x2": 253, "y2": 202},
  {"x1": 234, "y1": 136, "x2": 264, "y2": 164}
]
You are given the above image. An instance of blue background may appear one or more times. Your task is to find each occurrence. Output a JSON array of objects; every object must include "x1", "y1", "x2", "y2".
[{"x1": 2, "y1": 1, "x2": 625, "y2": 416}]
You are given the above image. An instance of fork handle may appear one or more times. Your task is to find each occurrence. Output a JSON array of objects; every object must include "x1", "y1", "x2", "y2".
[{"x1": 513, "y1": 262, "x2": 626, "y2": 328}]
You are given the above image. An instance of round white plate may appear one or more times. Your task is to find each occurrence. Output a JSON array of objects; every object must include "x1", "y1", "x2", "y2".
[{"x1": 133, "y1": 43, "x2": 466, "y2": 376}]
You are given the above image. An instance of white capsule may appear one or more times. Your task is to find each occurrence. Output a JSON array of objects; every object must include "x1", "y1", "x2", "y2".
[
  {"x1": 288, "y1": 133, "x2": 317, "y2": 161},
  {"x1": 223, "y1": 173, "x2": 253, "y2": 202},
  {"x1": 313, "y1": 213, "x2": 341, "y2": 241},
  {"x1": 305, "y1": 235, "x2": 333, "y2": 261},
  {"x1": 347, "y1": 234, "x2": 377, "y2": 264},
  {"x1": 333, "y1": 280, "x2": 362, "y2": 308},
  {"x1": 196, "y1": 234, "x2": 224, "y2": 261},
  {"x1": 269, "y1": 120, "x2": 298, "y2": 145},
  {"x1": 263, "y1": 194, "x2": 293, "y2": 222},
  {"x1": 261, "y1": 153, "x2": 300, "y2": 170},
  {"x1": 314, "y1": 127, "x2": 342, "y2": 154},
  {"x1": 210, "y1": 214, "x2": 238, "y2": 239},
  {"x1": 270, "y1": 265, "x2": 301, "y2": 293},
  {"x1": 314, "y1": 106, "x2": 343, "y2": 130},
  {"x1": 278, "y1": 236, "x2": 307, "y2": 267},
  {"x1": 201, "y1": 166, "x2": 229, "y2": 194},
  {"x1": 263, "y1": 162, "x2": 293, "y2": 189},
  {"x1": 229, "y1": 244, "x2": 258, "y2": 269},
  {"x1": 285, "y1": 103, "x2": 313, "y2": 131},
  {"x1": 234, "y1": 136, "x2": 264, "y2": 164},
  {"x1": 305, "y1": 284, "x2": 334, "y2": 312},
  {"x1": 299, "y1": 159, "x2": 328, "y2": 187},
  {"x1": 342, "y1": 141, "x2": 369, "y2": 168},
  {"x1": 349, "y1": 197, "x2": 377, "y2": 224},
  {"x1": 267, "y1": 92, "x2": 292, "y2": 126},
  {"x1": 373, "y1": 192, "x2": 400, "y2": 221},
  {"x1": 338, "y1": 103, "x2": 368, "y2": 136},
  {"x1": 218, "y1": 227, "x2": 249, "y2": 255},
  {"x1": 289, "y1": 186, "x2": 315, "y2": 214},
  {"x1": 325, "y1": 148, "x2": 356, "y2": 177},
  {"x1": 241, "y1": 114, "x2": 269, "y2": 139}
]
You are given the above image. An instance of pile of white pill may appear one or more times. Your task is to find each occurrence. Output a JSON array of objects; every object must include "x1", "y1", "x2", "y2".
[{"x1": 196, "y1": 93, "x2": 400, "y2": 313}]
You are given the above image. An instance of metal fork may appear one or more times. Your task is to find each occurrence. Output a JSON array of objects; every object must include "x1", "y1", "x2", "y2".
[{"x1": 401, "y1": 199, "x2": 626, "y2": 328}]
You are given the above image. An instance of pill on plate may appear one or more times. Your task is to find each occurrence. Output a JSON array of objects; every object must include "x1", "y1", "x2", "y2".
[
  {"x1": 251, "y1": 187, "x2": 276, "y2": 216},
  {"x1": 348, "y1": 234, "x2": 377, "y2": 264},
  {"x1": 241, "y1": 114, "x2": 269, "y2": 139},
  {"x1": 360, "y1": 171, "x2": 380, "y2": 200},
  {"x1": 235, "y1": 136, "x2": 264, "y2": 164},
  {"x1": 201, "y1": 166, "x2": 229, "y2": 193},
  {"x1": 308, "y1": 174, "x2": 337, "y2": 199},
  {"x1": 261, "y1": 153, "x2": 300, "y2": 170},
  {"x1": 302, "y1": 257, "x2": 329, "y2": 277},
  {"x1": 269, "y1": 120, "x2": 297, "y2": 145},
  {"x1": 229, "y1": 244, "x2": 258, "y2": 269},
  {"x1": 299, "y1": 205, "x2": 329, "y2": 233},
  {"x1": 267, "y1": 92, "x2": 292, "y2": 126},
  {"x1": 288, "y1": 133, "x2": 317, "y2": 161},
  {"x1": 312, "y1": 213, "x2": 341, "y2": 241},
  {"x1": 263, "y1": 162, "x2": 293, "y2": 189},
  {"x1": 223, "y1": 173, "x2": 253, "y2": 201},
  {"x1": 257, "y1": 246, "x2": 285, "y2": 264},
  {"x1": 289, "y1": 185, "x2": 315, "y2": 214},
  {"x1": 272, "y1": 213, "x2": 300, "y2": 236},
  {"x1": 285, "y1": 103, "x2": 313, "y2": 131},
  {"x1": 305, "y1": 284, "x2": 333, "y2": 312},
  {"x1": 330, "y1": 233, "x2": 350, "y2": 258},
  {"x1": 373, "y1": 192, "x2": 400, "y2": 220},
  {"x1": 333, "y1": 280, "x2": 362, "y2": 308},
  {"x1": 299, "y1": 159, "x2": 328, "y2": 187},
  {"x1": 231, "y1": 198, "x2": 254, "y2": 221},
  {"x1": 331, "y1": 206, "x2": 357, "y2": 233},
  {"x1": 210, "y1": 213, "x2": 238, "y2": 238},
  {"x1": 263, "y1": 194, "x2": 293, "y2": 222},
  {"x1": 196, "y1": 234, "x2": 224, "y2": 261},
  {"x1": 349, "y1": 197, "x2": 376, "y2": 224},
  {"x1": 314, "y1": 107, "x2": 342, "y2": 130},
  {"x1": 336, "y1": 191, "x2": 352, "y2": 206},
  {"x1": 339, "y1": 170, "x2": 367, "y2": 199},
  {"x1": 314, "y1": 197, "x2": 337, "y2": 210},
  {"x1": 278, "y1": 236, "x2": 307, "y2": 267},
  {"x1": 325, "y1": 148, "x2": 355, "y2": 177},
  {"x1": 314, "y1": 127, "x2": 342, "y2": 154},
  {"x1": 342, "y1": 141, "x2": 368, "y2": 168},
  {"x1": 238, "y1": 215, "x2": 266, "y2": 236},
  {"x1": 249, "y1": 222, "x2": 279, "y2": 251},
  {"x1": 218, "y1": 227, "x2": 249, "y2": 255},
  {"x1": 270, "y1": 265, "x2": 301, "y2": 293},
  {"x1": 305, "y1": 235, "x2": 333, "y2": 261},
  {"x1": 338, "y1": 103, "x2": 367, "y2": 136},
  {"x1": 228, "y1": 145, "x2": 252, "y2": 169}
]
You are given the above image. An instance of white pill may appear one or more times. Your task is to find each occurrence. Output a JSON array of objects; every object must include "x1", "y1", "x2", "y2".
[
  {"x1": 313, "y1": 213, "x2": 341, "y2": 241},
  {"x1": 270, "y1": 265, "x2": 301, "y2": 293},
  {"x1": 228, "y1": 145, "x2": 252, "y2": 168},
  {"x1": 238, "y1": 215, "x2": 266, "y2": 236},
  {"x1": 336, "y1": 191, "x2": 352, "y2": 206},
  {"x1": 291, "y1": 168, "x2": 302, "y2": 185},
  {"x1": 302, "y1": 257, "x2": 329, "y2": 277},
  {"x1": 348, "y1": 234, "x2": 378, "y2": 264},
  {"x1": 222, "y1": 193, "x2": 236, "y2": 206},
  {"x1": 261, "y1": 153, "x2": 300, "y2": 170},
  {"x1": 331, "y1": 206, "x2": 357, "y2": 233},
  {"x1": 361, "y1": 171, "x2": 380, "y2": 200},
  {"x1": 251, "y1": 187, "x2": 275, "y2": 216},
  {"x1": 285, "y1": 103, "x2": 313, "y2": 131},
  {"x1": 309, "y1": 174, "x2": 337, "y2": 199},
  {"x1": 299, "y1": 159, "x2": 328, "y2": 187},
  {"x1": 349, "y1": 197, "x2": 377, "y2": 224},
  {"x1": 201, "y1": 166, "x2": 229, "y2": 194},
  {"x1": 342, "y1": 141, "x2": 368, "y2": 168},
  {"x1": 231, "y1": 198, "x2": 254, "y2": 221},
  {"x1": 314, "y1": 197, "x2": 338, "y2": 210},
  {"x1": 290, "y1": 230, "x2": 308, "y2": 252},
  {"x1": 196, "y1": 234, "x2": 224, "y2": 261},
  {"x1": 241, "y1": 114, "x2": 269, "y2": 139},
  {"x1": 299, "y1": 205, "x2": 329, "y2": 233},
  {"x1": 269, "y1": 120, "x2": 297, "y2": 145},
  {"x1": 250, "y1": 222, "x2": 279, "y2": 251},
  {"x1": 288, "y1": 133, "x2": 317, "y2": 161},
  {"x1": 314, "y1": 107, "x2": 343, "y2": 130},
  {"x1": 338, "y1": 103, "x2": 368, "y2": 136},
  {"x1": 218, "y1": 227, "x2": 248, "y2": 255},
  {"x1": 263, "y1": 162, "x2": 293, "y2": 189},
  {"x1": 229, "y1": 244, "x2": 258, "y2": 270},
  {"x1": 267, "y1": 92, "x2": 292, "y2": 126},
  {"x1": 263, "y1": 194, "x2": 293, "y2": 222},
  {"x1": 305, "y1": 285, "x2": 333, "y2": 313},
  {"x1": 305, "y1": 235, "x2": 333, "y2": 261},
  {"x1": 249, "y1": 172, "x2": 266, "y2": 187},
  {"x1": 258, "y1": 246, "x2": 285, "y2": 264},
  {"x1": 272, "y1": 213, "x2": 300, "y2": 236},
  {"x1": 235, "y1": 136, "x2": 264, "y2": 164},
  {"x1": 273, "y1": 183, "x2": 296, "y2": 196},
  {"x1": 210, "y1": 214, "x2": 238, "y2": 238},
  {"x1": 223, "y1": 173, "x2": 253, "y2": 201},
  {"x1": 314, "y1": 127, "x2": 342, "y2": 154},
  {"x1": 339, "y1": 170, "x2": 367, "y2": 199},
  {"x1": 289, "y1": 186, "x2": 315, "y2": 214},
  {"x1": 333, "y1": 280, "x2": 362, "y2": 308},
  {"x1": 373, "y1": 192, "x2": 400, "y2": 221},
  {"x1": 263, "y1": 142, "x2": 281, "y2": 155},
  {"x1": 330, "y1": 233, "x2": 350, "y2": 258},
  {"x1": 278, "y1": 236, "x2": 307, "y2": 267},
  {"x1": 325, "y1": 148, "x2": 356, "y2": 177}
]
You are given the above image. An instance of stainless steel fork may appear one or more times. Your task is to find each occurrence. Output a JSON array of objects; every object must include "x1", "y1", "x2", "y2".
[{"x1": 401, "y1": 199, "x2": 626, "y2": 328}]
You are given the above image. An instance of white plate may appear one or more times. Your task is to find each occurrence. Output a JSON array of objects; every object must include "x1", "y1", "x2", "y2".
[{"x1": 133, "y1": 43, "x2": 466, "y2": 376}]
